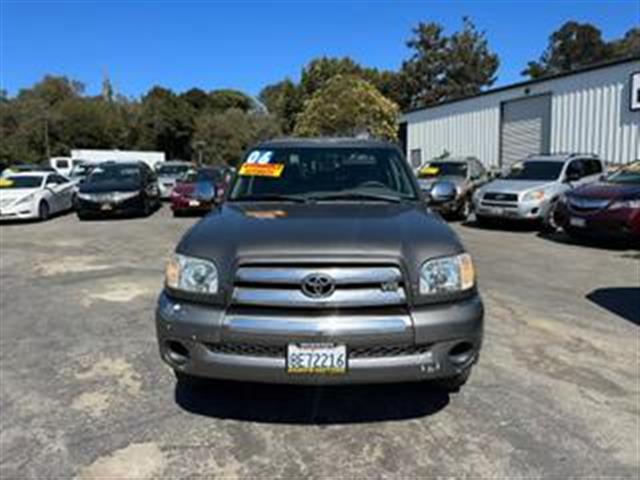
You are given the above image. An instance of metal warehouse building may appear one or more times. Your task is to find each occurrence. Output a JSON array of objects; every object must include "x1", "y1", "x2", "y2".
[{"x1": 401, "y1": 57, "x2": 640, "y2": 168}]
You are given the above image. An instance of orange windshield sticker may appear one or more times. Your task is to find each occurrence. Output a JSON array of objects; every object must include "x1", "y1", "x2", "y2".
[{"x1": 239, "y1": 163, "x2": 285, "y2": 178}]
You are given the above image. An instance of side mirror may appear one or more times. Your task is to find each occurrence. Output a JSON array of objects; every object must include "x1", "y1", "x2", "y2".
[{"x1": 429, "y1": 180, "x2": 457, "y2": 205}]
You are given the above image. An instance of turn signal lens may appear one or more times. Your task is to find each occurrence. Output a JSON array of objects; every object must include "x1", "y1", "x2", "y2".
[
  {"x1": 459, "y1": 253, "x2": 475, "y2": 290},
  {"x1": 165, "y1": 257, "x2": 180, "y2": 288}
]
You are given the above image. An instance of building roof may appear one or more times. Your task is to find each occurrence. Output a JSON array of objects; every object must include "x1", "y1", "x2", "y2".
[{"x1": 403, "y1": 55, "x2": 640, "y2": 116}]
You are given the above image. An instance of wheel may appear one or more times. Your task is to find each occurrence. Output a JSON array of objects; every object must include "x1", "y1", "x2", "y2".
[
  {"x1": 457, "y1": 199, "x2": 472, "y2": 221},
  {"x1": 174, "y1": 370, "x2": 209, "y2": 388},
  {"x1": 38, "y1": 201, "x2": 50, "y2": 221},
  {"x1": 71, "y1": 193, "x2": 78, "y2": 210},
  {"x1": 541, "y1": 200, "x2": 560, "y2": 233},
  {"x1": 141, "y1": 196, "x2": 151, "y2": 217},
  {"x1": 475, "y1": 214, "x2": 491, "y2": 227},
  {"x1": 431, "y1": 368, "x2": 471, "y2": 392}
]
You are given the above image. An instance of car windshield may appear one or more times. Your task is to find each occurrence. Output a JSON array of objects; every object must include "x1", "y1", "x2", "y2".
[
  {"x1": 230, "y1": 147, "x2": 418, "y2": 202},
  {"x1": 180, "y1": 168, "x2": 222, "y2": 183},
  {"x1": 0, "y1": 176, "x2": 43, "y2": 189},
  {"x1": 71, "y1": 165, "x2": 92, "y2": 177},
  {"x1": 157, "y1": 165, "x2": 191, "y2": 176},
  {"x1": 504, "y1": 161, "x2": 564, "y2": 181},
  {"x1": 418, "y1": 161, "x2": 468, "y2": 178},
  {"x1": 605, "y1": 162, "x2": 640, "y2": 184},
  {"x1": 86, "y1": 164, "x2": 140, "y2": 184}
]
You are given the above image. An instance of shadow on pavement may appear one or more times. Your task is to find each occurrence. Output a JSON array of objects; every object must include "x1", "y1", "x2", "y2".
[
  {"x1": 587, "y1": 287, "x2": 640, "y2": 326},
  {"x1": 538, "y1": 231, "x2": 638, "y2": 252},
  {"x1": 461, "y1": 217, "x2": 540, "y2": 233},
  {"x1": 175, "y1": 380, "x2": 450, "y2": 424}
]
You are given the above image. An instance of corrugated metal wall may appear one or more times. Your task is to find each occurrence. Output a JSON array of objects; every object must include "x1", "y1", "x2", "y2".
[{"x1": 403, "y1": 60, "x2": 640, "y2": 167}]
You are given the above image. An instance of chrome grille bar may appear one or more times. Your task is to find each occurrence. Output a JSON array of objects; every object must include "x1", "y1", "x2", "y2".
[{"x1": 235, "y1": 266, "x2": 402, "y2": 285}]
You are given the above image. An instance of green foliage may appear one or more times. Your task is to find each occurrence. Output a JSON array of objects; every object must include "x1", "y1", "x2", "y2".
[
  {"x1": 294, "y1": 75, "x2": 399, "y2": 141},
  {"x1": 400, "y1": 17, "x2": 499, "y2": 109},
  {"x1": 258, "y1": 79, "x2": 303, "y2": 134},
  {"x1": 193, "y1": 109, "x2": 281, "y2": 166},
  {"x1": 523, "y1": 23, "x2": 639, "y2": 78}
]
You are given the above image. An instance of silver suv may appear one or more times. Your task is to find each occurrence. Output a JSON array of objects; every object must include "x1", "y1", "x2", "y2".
[{"x1": 472, "y1": 153, "x2": 605, "y2": 227}]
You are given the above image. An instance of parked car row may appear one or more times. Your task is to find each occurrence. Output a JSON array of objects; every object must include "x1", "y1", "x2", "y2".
[
  {"x1": 419, "y1": 153, "x2": 638, "y2": 243},
  {"x1": 0, "y1": 160, "x2": 234, "y2": 222}
]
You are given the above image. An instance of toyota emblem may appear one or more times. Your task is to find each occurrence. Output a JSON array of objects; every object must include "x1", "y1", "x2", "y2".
[{"x1": 301, "y1": 273, "x2": 336, "y2": 299}]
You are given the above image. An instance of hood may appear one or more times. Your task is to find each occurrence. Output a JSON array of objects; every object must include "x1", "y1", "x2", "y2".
[
  {"x1": 158, "y1": 174, "x2": 181, "y2": 182},
  {"x1": 569, "y1": 181, "x2": 640, "y2": 200},
  {"x1": 80, "y1": 180, "x2": 140, "y2": 193},
  {"x1": 173, "y1": 182, "x2": 194, "y2": 195},
  {"x1": 418, "y1": 176, "x2": 465, "y2": 191},
  {"x1": 481, "y1": 179, "x2": 554, "y2": 194},
  {"x1": 178, "y1": 202, "x2": 464, "y2": 284},
  {"x1": 0, "y1": 188, "x2": 39, "y2": 202}
]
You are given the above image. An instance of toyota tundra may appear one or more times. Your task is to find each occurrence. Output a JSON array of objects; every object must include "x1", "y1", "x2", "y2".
[{"x1": 156, "y1": 138, "x2": 484, "y2": 391}]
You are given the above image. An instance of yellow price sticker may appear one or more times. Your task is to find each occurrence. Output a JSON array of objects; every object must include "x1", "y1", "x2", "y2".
[
  {"x1": 0, "y1": 178, "x2": 14, "y2": 188},
  {"x1": 420, "y1": 166, "x2": 440, "y2": 176},
  {"x1": 239, "y1": 163, "x2": 285, "y2": 178}
]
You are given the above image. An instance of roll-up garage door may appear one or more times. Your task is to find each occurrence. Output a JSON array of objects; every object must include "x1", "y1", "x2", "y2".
[{"x1": 500, "y1": 94, "x2": 551, "y2": 167}]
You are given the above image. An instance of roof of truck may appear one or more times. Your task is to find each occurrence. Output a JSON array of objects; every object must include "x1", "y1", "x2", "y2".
[{"x1": 255, "y1": 137, "x2": 399, "y2": 150}]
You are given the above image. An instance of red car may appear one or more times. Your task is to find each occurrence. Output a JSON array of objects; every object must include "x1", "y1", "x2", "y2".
[
  {"x1": 555, "y1": 161, "x2": 640, "y2": 242},
  {"x1": 170, "y1": 167, "x2": 227, "y2": 216}
]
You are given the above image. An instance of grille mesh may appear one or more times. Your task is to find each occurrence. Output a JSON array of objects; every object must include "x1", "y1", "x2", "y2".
[{"x1": 205, "y1": 343, "x2": 431, "y2": 359}]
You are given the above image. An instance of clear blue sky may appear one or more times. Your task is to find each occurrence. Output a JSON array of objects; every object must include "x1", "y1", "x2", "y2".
[{"x1": 1, "y1": 0, "x2": 638, "y2": 98}]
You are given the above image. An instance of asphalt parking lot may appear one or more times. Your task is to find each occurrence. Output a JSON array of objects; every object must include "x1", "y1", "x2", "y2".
[{"x1": 0, "y1": 206, "x2": 638, "y2": 479}]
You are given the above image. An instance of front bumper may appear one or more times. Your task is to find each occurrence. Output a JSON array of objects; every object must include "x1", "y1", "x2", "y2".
[
  {"x1": 556, "y1": 204, "x2": 640, "y2": 239},
  {"x1": 77, "y1": 196, "x2": 144, "y2": 216},
  {"x1": 474, "y1": 197, "x2": 549, "y2": 221},
  {"x1": 159, "y1": 182, "x2": 176, "y2": 199},
  {"x1": 155, "y1": 292, "x2": 484, "y2": 385},
  {"x1": 0, "y1": 202, "x2": 38, "y2": 220}
]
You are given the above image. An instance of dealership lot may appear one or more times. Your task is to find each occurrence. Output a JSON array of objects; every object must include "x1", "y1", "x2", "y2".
[{"x1": 0, "y1": 207, "x2": 638, "y2": 478}]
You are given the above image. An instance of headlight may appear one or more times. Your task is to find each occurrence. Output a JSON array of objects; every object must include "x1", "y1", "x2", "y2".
[
  {"x1": 420, "y1": 253, "x2": 475, "y2": 295},
  {"x1": 608, "y1": 199, "x2": 640, "y2": 210},
  {"x1": 16, "y1": 193, "x2": 36, "y2": 205},
  {"x1": 522, "y1": 190, "x2": 545, "y2": 202},
  {"x1": 165, "y1": 254, "x2": 218, "y2": 294},
  {"x1": 112, "y1": 191, "x2": 139, "y2": 202}
]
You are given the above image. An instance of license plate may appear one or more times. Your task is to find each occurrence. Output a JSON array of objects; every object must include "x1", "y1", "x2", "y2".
[
  {"x1": 570, "y1": 217, "x2": 586, "y2": 227},
  {"x1": 286, "y1": 343, "x2": 347, "y2": 375},
  {"x1": 489, "y1": 206, "x2": 504, "y2": 215},
  {"x1": 101, "y1": 204, "x2": 113, "y2": 211},
  {"x1": 188, "y1": 200, "x2": 200, "y2": 207}
]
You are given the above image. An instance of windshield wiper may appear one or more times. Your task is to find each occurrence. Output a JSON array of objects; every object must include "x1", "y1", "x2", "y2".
[
  {"x1": 230, "y1": 194, "x2": 307, "y2": 203},
  {"x1": 307, "y1": 191, "x2": 410, "y2": 203}
]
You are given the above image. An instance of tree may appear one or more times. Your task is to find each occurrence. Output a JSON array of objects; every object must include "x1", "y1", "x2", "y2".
[
  {"x1": 522, "y1": 21, "x2": 609, "y2": 78},
  {"x1": 400, "y1": 18, "x2": 499, "y2": 109},
  {"x1": 258, "y1": 79, "x2": 303, "y2": 134},
  {"x1": 294, "y1": 75, "x2": 399, "y2": 141},
  {"x1": 207, "y1": 89, "x2": 255, "y2": 113},
  {"x1": 192, "y1": 109, "x2": 281, "y2": 166},
  {"x1": 609, "y1": 27, "x2": 640, "y2": 59}
]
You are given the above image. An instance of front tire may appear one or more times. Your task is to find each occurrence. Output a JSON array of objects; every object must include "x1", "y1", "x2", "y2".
[
  {"x1": 457, "y1": 199, "x2": 471, "y2": 221},
  {"x1": 541, "y1": 200, "x2": 560, "y2": 233},
  {"x1": 38, "y1": 201, "x2": 50, "y2": 221}
]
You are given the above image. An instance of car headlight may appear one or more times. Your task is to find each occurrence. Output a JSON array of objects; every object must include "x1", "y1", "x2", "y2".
[
  {"x1": 112, "y1": 191, "x2": 139, "y2": 202},
  {"x1": 522, "y1": 190, "x2": 545, "y2": 202},
  {"x1": 16, "y1": 193, "x2": 36, "y2": 205},
  {"x1": 420, "y1": 253, "x2": 475, "y2": 295},
  {"x1": 608, "y1": 199, "x2": 640, "y2": 210},
  {"x1": 165, "y1": 254, "x2": 218, "y2": 294}
]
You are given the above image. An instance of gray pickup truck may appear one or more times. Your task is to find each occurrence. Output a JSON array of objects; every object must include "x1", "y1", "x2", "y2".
[{"x1": 156, "y1": 138, "x2": 484, "y2": 391}]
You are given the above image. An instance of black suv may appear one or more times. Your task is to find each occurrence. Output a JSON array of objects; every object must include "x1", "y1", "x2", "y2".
[
  {"x1": 76, "y1": 161, "x2": 161, "y2": 219},
  {"x1": 156, "y1": 138, "x2": 484, "y2": 391}
]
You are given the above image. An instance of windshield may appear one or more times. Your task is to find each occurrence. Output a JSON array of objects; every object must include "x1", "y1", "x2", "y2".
[
  {"x1": 505, "y1": 161, "x2": 563, "y2": 181},
  {"x1": 418, "y1": 162, "x2": 467, "y2": 178},
  {"x1": 157, "y1": 165, "x2": 191, "y2": 176},
  {"x1": 180, "y1": 168, "x2": 222, "y2": 183},
  {"x1": 86, "y1": 165, "x2": 140, "y2": 184},
  {"x1": 71, "y1": 165, "x2": 92, "y2": 178},
  {"x1": 230, "y1": 147, "x2": 417, "y2": 202},
  {"x1": 606, "y1": 162, "x2": 640, "y2": 184},
  {"x1": 0, "y1": 176, "x2": 43, "y2": 189}
]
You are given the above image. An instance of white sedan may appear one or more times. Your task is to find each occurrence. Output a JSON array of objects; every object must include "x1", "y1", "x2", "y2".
[{"x1": 0, "y1": 172, "x2": 76, "y2": 221}]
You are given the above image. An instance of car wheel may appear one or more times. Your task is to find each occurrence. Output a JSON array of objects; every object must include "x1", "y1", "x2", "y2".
[
  {"x1": 541, "y1": 201, "x2": 560, "y2": 233},
  {"x1": 174, "y1": 370, "x2": 209, "y2": 388},
  {"x1": 431, "y1": 367, "x2": 471, "y2": 392},
  {"x1": 142, "y1": 196, "x2": 151, "y2": 217},
  {"x1": 38, "y1": 201, "x2": 50, "y2": 221},
  {"x1": 475, "y1": 214, "x2": 491, "y2": 227},
  {"x1": 458, "y1": 199, "x2": 471, "y2": 221},
  {"x1": 71, "y1": 193, "x2": 78, "y2": 210}
]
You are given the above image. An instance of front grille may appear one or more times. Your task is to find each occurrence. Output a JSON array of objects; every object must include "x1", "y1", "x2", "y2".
[
  {"x1": 483, "y1": 192, "x2": 518, "y2": 202},
  {"x1": 205, "y1": 343, "x2": 431, "y2": 359},
  {"x1": 232, "y1": 265, "x2": 407, "y2": 308},
  {"x1": 568, "y1": 197, "x2": 609, "y2": 213}
]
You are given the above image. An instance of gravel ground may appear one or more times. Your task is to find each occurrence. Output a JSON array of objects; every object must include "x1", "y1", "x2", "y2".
[{"x1": 1, "y1": 206, "x2": 638, "y2": 479}]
